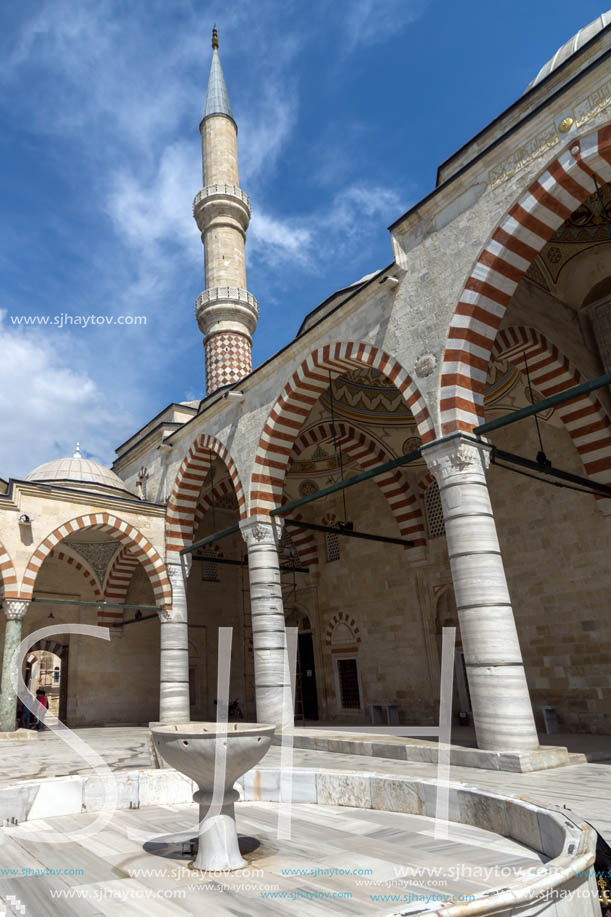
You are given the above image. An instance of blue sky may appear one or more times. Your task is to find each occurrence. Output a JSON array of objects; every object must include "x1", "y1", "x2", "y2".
[{"x1": 0, "y1": 0, "x2": 606, "y2": 476}]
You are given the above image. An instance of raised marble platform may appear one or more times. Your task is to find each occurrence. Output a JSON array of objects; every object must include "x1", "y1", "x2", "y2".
[{"x1": 275, "y1": 728, "x2": 571, "y2": 772}]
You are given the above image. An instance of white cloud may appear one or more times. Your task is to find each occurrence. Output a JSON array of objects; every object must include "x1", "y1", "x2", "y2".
[
  {"x1": 343, "y1": 0, "x2": 427, "y2": 51},
  {"x1": 248, "y1": 183, "x2": 406, "y2": 272},
  {"x1": 106, "y1": 141, "x2": 199, "y2": 258},
  {"x1": 0, "y1": 315, "x2": 135, "y2": 477}
]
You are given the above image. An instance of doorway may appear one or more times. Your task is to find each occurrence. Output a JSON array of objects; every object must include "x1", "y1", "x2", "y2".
[
  {"x1": 26, "y1": 641, "x2": 69, "y2": 724},
  {"x1": 285, "y1": 607, "x2": 319, "y2": 721}
]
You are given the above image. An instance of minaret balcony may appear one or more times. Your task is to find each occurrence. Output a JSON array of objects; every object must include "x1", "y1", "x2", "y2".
[
  {"x1": 193, "y1": 184, "x2": 251, "y2": 233},
  {"x1": 195, "y1": 287, "x2": 259, "y2": 337}
]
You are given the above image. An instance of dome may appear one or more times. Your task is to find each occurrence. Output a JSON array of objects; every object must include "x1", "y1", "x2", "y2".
[
  {"x1": 26, "y1": 444, "x2": 134, "y2": 497},
  {"x1": 526, "y1": 12, "x2": 611, "y2": 91}
]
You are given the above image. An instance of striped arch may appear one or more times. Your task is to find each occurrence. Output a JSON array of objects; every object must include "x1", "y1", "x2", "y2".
[
  {"x1": 492, "y1": 326, "x2": 611, "y2": 482},
  {"x1": 48, "y1": 547, "x2": 102, "y2": 598},
  {"x1": 418, "y1": 472, "x2": 435, "y2": 497},
  {"x1": 292, "y1": 421, "x2": 426, "y2": 548},
  {"x1": 250, "y1": 342, "x2": 435, "y2": 516},
  {"x1": 441, "y1": 125, "x2": 611, "y2": 434},
  {"x1": 20, "y1": 514, "x2": 171, "y2": 608},
  {"x1": 193, "y1": 479, "x2": 237, "y2": 533},
  {"x1": 104, "y1": 546, "x2": 139, "y2": 603},
  {"x1": 283, "y1": 513, "x2": 319, "y2": 567},
  {"x1": 0, "y1": 543, "x2": 18, "y2": 599},
  {"x1": 166, "y1": 434, "x2": 246, "y2": 555}
]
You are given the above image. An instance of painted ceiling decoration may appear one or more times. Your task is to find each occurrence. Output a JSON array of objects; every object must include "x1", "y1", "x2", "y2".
[{"x1": 318, "y1": 368, "x2": 415, "y2": 424}]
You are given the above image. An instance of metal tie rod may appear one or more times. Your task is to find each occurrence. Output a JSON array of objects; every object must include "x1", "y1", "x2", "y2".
[
  {"x1": 475, "y1": 371, "x2": 611, "y2": 435},
  {"x1": 284, "y1": 518, "x2": 414, "y2": 548}
]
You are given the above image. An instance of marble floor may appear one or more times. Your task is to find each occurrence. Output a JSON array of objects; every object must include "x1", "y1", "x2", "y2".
[
  {"x1": 1, "y1": 728, "x2": 609, "y2": 837},
  {"x1": 0, "y1": 728, "x2": 154, "y2": 787},
  {"x1": 0, "y1": 802, "x2": 546, "y2": 916}
]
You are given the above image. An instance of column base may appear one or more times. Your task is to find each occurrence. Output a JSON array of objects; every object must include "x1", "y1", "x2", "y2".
[{"x1": 193, "y1": 801, "x2": 245, "y2": 871}]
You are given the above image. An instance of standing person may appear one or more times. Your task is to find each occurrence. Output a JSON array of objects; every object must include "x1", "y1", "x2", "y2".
[
  {"x1": 35, "y1": 688, "x2": 48, "y2": 731},
  {"x1": 20, "y1": 696, "x2": 32, "y2": 729}
]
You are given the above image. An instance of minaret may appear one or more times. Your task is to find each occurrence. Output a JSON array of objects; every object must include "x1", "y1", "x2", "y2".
[{"x1": 193, "y1": 27, "x2": 257, "y2": 395}]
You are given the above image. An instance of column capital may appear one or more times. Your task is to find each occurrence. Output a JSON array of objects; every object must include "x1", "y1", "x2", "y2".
[
  {"x1": 239, "y1": 516, "x2": 284, "y2": 549},
  {"x1": 166, "y1": 555, "x2": 192, "y2": 578},
  {"x1": 2, "y1": 599, "x2": 30, "y2": 621},
  {"x1": 422, "y1": 434, "x2": 491, "y2": 482}
]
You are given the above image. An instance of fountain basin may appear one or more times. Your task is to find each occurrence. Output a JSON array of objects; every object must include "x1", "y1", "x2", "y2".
[{"x1": 151, "y1": 722, "x2": 274, "y2": 871}]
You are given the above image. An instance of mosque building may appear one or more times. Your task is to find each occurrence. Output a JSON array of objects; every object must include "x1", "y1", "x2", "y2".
[{"x1": 1, "y1": 16, "x2": 611, "y2": 764}]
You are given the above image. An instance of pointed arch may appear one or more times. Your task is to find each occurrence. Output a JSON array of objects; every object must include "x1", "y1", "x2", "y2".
[
  {"x1": 491, "y1": 326, "x2": 611, "y2": 483},
  {"x1": 103, "y1": 546, "x2": 139, "y2": 603},
  {"x1": 193, "y1": 479, "x2": 238, "y2": 534},
  {"x1": 0, "y1": 542, "x2": 18, "y2": 599},
  {"x1": 20, "y1": 514, "x2": 171, "y2": 608},
  {"x1": 166, "y1": 433, "x2": 246, "y2": 555},
  {"x1": 281, "y1": 511, "x2": 319, "y2": 567},
  {"x1": 48, "y1": 547, "x2": 103, "y2": 598},
  {"x1": 292, "y1": 420, "x2": 426, "y2": 548},
  {"x1": 440, "y1": 125, "x2": 611, "y2": 434},
  {"x1": 250, "y1": 341, "x2": 434, "y2": 516}
]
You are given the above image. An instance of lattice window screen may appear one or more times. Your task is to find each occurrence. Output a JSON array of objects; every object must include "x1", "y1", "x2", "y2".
[
  {"x1": 337, "y1": 658, "x2": 361, "y2": 709},
  {"x1": 425, "y1": 480, "x2": 446, "y2": 539},
  {"x1": 326, "y1": 531, "x2": 340, "y2": 563},
  {"x1": 200, "y1": 552, "x2": 219, "y2": 582}
]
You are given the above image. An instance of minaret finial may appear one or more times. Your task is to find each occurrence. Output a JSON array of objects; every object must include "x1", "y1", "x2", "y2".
[{"x1": 212, "y1": 25, "x2": 219, "y2": 50}]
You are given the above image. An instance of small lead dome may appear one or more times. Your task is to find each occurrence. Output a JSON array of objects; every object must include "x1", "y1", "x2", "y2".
[
  {"x1": 526, "y1": 11, "x2": 611, "y2": 91},
  {"x1": 26, "y1": 443, "x2": 134, "y2": 496}
]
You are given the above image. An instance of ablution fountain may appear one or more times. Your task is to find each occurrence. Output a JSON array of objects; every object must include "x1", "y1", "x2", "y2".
[{"x1": 151, "y1": 722, "x2": 275, "y2": 871}]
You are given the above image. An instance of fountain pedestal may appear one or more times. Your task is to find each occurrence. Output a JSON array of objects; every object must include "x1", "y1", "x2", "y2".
[{"x1": 151, "y1": 722, "x2": 274, "y2": 871}]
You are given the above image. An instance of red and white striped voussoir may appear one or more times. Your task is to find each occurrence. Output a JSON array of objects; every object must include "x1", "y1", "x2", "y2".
[
  {"x1": 418, "y1": 472, "x2": 435, "y2": 496},
  {"x1": 250, "y1": 342, "x2": 434, "y2": 516},
  {"x1": 49, "y1": 548, "x2": 102, "y2": 597},
  {"x1": 291, "y1": 421, "x2": 426, "y2": 547},
  {"x1": 0, "y1": 543, "x2": 18, "y2": 598},
  {"x1": 193, "y1": 479, "x2": 237, "y2": 532},
  {"x1": 441, "y1": 125, "x2": 611, "y2": 434},
  {"x1": 20, "y1": 514, "x2": 171, "y2": 607},
  {"x1": 493, "y1": 326, "x2": 611, "y2": 482},
  {"x1": 166, "y1": 434, "x2": 246, "y2": 553},
  {"x1": 104, "y1": 546, "x2": 140, "y2": 603},
  {"x1": 285, "y1": 514, "x2": 319, "y2": 567}
]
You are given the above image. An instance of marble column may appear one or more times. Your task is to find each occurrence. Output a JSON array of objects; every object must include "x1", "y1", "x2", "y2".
[
  {"x1": 159, "y1": 559, "x2": 191, "y2": 724},
  {"x1": 240, "y1": 518, "x2": 291, "y2": 729},
  {"x1": 423, "y1": 435, "x2": 539, "y2": 752},
  {"x1": 0, "y1": 600, "x2": 30, "y2": 733}
]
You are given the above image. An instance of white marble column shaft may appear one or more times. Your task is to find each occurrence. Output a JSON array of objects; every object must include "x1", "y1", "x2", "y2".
[
  {"x1": 423, "y1": 435, "x2": 539, "y2": 752},
  {"x1": 240, "y1": 518, "x2": 291, "y2": 729},
  {"x1": 0, "y1": 600, "x2": 30, "y2": 733},
  {"x1": 160, "y1": 560, "x2": 191, "y2": 724}
]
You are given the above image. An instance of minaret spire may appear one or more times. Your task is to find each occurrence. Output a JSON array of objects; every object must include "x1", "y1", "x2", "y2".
[{"x1": 193, "y1": 28, "x2": 257, "y2": 395}]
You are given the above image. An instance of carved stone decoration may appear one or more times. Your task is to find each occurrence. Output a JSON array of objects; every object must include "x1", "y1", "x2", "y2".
[
  {"x1": 574, "y1": 77, "x2": 611, "y2": 128},
  {"x1": 167, "y1": 557, "x2": 192, "y2": 581},
  {"x1": 158, "y1": 608, "x2": 174, "y2": 623},
  {"x1": 240, "y1": 518, "x2": 283, "y2": 549},
  {"x1": 425, "y1": 439, "x2": 491, "y2": 481},
  {"x1": 3, "y1": 599, "x2": 30, "y2": 620},
  {"x1": 415, "y1": 353, "x2": 437, "y2": 378},
  {"x1": 137, "y1": 466, "x2": 149, "y2": 501},
  {"x1": 70, "y1": 542, "x2": 120, "y2": 586},
  {"x1": 488, "y1": 122, "x2": 559, "y2": 190}
]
